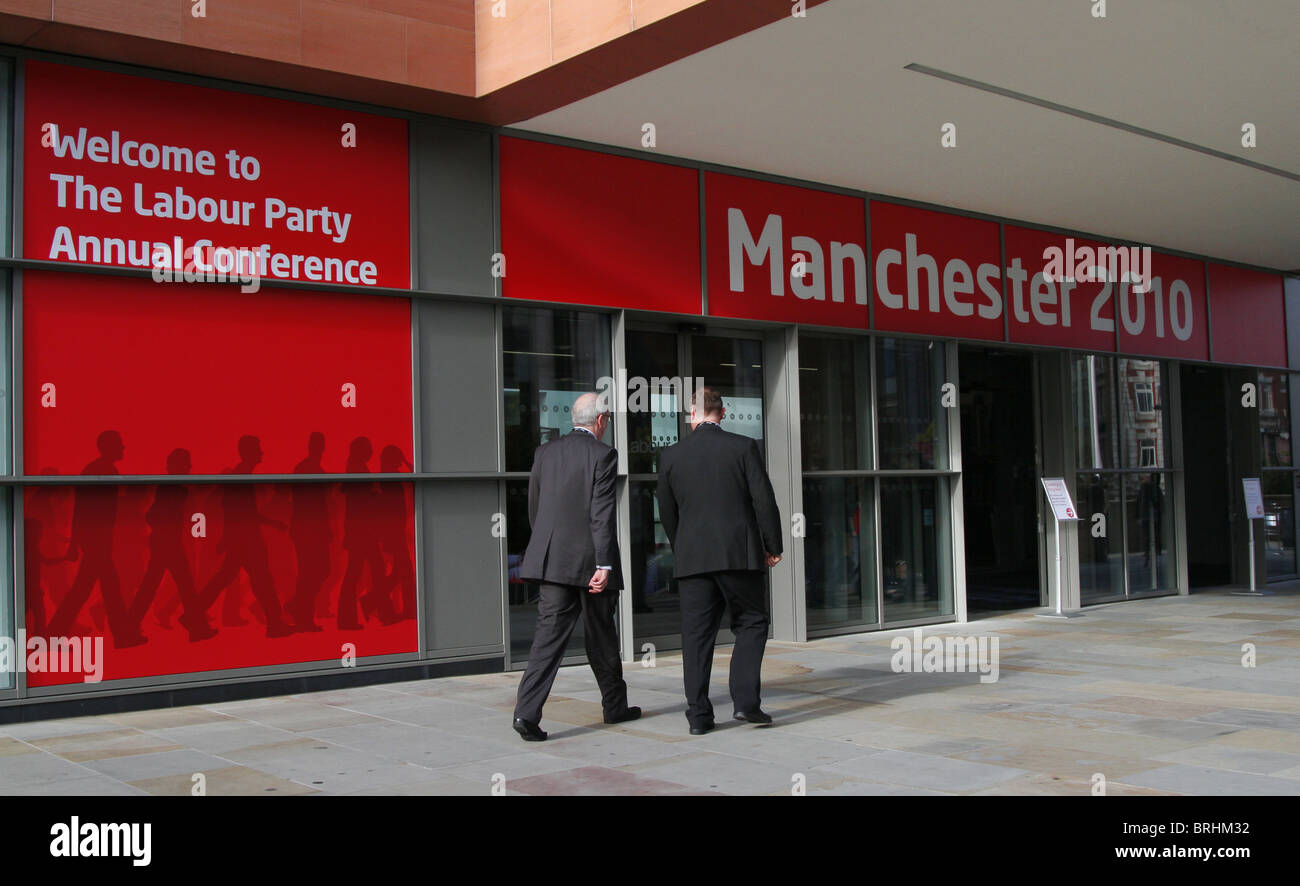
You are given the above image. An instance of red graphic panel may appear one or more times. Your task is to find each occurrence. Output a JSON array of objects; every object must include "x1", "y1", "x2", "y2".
[
  {"x1": 705, "y1": 172, "x2": 868, "y2": 327},
  {"x1": 24, "y1": 60, "x2": 409, "y2": 287},
  {"x1": 500, "y1": 137, "x2": 701, "y2": 313},
  {"x1": 1115, "y1": 251, "x2": 1209, "y2": 361},
  {"x1": 1004, "y1": 226, "x2": 1116, "y2": 352},
  {"x1": 24, "y1": 480, "x2": 417, "y2": 685},
  {"x1": 1208, "y1": 263, "x2": 1287, "y2": 367},
  {"x1": 871, "y1": 202, "x2": 1004, "y2": 341},
  {"x1": 23, "y1": 271, "x2": 413, "y2": 476}
]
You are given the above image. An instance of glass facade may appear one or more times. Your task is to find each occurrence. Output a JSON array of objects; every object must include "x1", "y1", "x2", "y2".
[
  {"x1": 801, "y1": 334, "x2": 955, "y2": 633},
  {"x1": 504, "y1": 308, "x2": 613, "y2": 472},
  {"x1": 503, "y1": 308, "x2": 611, "y2": 662},
  {"x1": 1073, "y1": 355, "x2": 1177, "y2": 603},
  {"x1": 1261, "y1": 371, "x2": 1296, "y2": 579}
]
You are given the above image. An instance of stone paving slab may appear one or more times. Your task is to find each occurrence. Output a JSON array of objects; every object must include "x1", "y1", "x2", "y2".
[{"x1": 3, "y1": 586, "x2": 1300, "y2": 795}]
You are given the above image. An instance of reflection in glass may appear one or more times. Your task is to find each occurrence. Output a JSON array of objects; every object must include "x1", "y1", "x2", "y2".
[
  {"x1": 1263, "y1": 471, "x2": 1297, "y2": 578},
  {"x1": 629, "y1": 480, "x2": 681, "y2": 647},
  {"x1": 1118, "y1": 358, "x2": 1168, "y2": 468},
  {"x1": 692, "y1": 336, "x2": 764, "y2": 442},
  {"x1": 876, "y1": 338, "x2": 947, "y2": 470},
  {"x1": 506, "y1": 479, "x2": 586, "y2": 662},
  {"x1": 1072, "y1": 354, "x2": 1118, "y2": 470},
  {"x1": 880, "y1": 477, "x2": 951, "y2": 621},
  {"x1": 1076, "y1": 472, "x2": 1124, "y2": 603},
  {"x1": 503, "y1": 308, "x2": 611, "y2": 472},
  {"x1": 1260, "y1": 371, "x2": 1292, "y2": 467},
  {"x1": 799, "y1": 335, "x2": 871, "y2": 471},
  {"x1": 803, "y1": 477, "x2": 877, "y2": 630},
  {"x1": 625, "y1": 331, "x2": 681, "y2": 474},
  {"x1": 1124, "y1": 472, "x2": 1175, "y2": 592}
]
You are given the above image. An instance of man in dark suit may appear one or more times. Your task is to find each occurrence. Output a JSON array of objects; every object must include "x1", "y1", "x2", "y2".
[
  {"x1": 657, "y1": 387, "x2": 783, "y2": 735},
  {"x1": 512, "y1": 392, "x2": 641, "y2": 741}
]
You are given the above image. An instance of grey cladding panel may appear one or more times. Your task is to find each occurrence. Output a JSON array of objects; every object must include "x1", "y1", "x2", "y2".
[
  {"x1": 413, "y1": 122, "x2": 494, "y2": 296},
  {"x1": 417, "y1": 299, "x2": 498, "y2": 472},
  {"x1": 421, "y1": 481, "x2": 504, "y2": 652}
]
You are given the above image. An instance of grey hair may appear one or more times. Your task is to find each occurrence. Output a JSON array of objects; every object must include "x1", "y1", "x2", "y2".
[{"x1": 572, "y1": 391, "x2": 606, "y2": 428}]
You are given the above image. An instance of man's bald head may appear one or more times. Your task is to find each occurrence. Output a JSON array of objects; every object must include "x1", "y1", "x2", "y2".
[{"x1": 572, "y1": 392, "x2": 610, "y2": 431}]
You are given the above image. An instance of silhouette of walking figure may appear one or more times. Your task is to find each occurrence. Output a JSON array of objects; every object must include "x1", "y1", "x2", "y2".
[
  {"x1": 197, "y1": 436, "x2": 294, "y2": 638},
  {"x1": 288, "y1": 432, "x2": 332, "y2": 632},
  {"x1": 337, "y1": 437, "x2": 399, "y2": 629},
  {"x1": 24, "y1": 479, "x2": 66, "y2": 638},
  {"x1": 129, "y1": 449, "x2": 216, "y2": 642},
  {"x1": 377, "y1": 445, "x2": 416, "y2": 621},
  {"x1": 47, "y1": 431, "x2": 144, "y2": 648}
]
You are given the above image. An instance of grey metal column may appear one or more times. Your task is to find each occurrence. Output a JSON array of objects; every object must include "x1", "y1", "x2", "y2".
[
  {"x1": 947, "y1": 341, "x2": 968, "y2": 625},
  {"x1": 1168, "y1": 362, "x2": 1191, "y2": 595},
  {"x1": 763, "y1": 326, "x2": 800, "y2": 642},
  {"x1": 1037, "y1": 350, "x2": 1081, "y2": 610},
  {"x1": 610, "y1": 309, "x2": 634, "y2": 663}
]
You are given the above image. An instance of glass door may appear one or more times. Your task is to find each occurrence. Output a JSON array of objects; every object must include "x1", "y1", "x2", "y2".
[{"x1": 625, "y1": 327, "x2": 766, "y2": 652}]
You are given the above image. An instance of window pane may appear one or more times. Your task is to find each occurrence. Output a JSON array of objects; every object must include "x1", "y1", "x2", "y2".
[
  {"x1": 0, "y1": 490, "x2": 10, "y2": 690},
  {"x1": 507, "y1": 479, "x2": 586, "y2": 662},
  {"x1": 1076, "y1": 472, "x2": 1124, "y2": 603},
  {"x1": 1263, "y1": 471, "x2": 1297, "y2": 578},
  {"x1": 624, "y1": 330, "x2": 681, "y2": 474},
  {"x1": 1118, "y1": 359, "x2": 1169, "y2": 468},
  {"x1": 630, "y1": 479, "x2": 679, "y2": 647},
  {"x1": 1124, "y1": 473, "x2": 1176, "y2": 592},
  {"x1": 1072, "y1": 354, "x2": 1118, "y2": 470},
  {"x1": 1260, "y1": 371, "x2": 1292, "y2": 467},
  {"x1": 692, "y1": 335, "x2": 764, "y2": 442},
  {"x1": 876, "y1": 338, "x2": 948, "y2": 470},
  {"x1": 799, "y1": 334, "x2": 871, "y2": 471},
  {"x1": 803, "y1": 477, "x2": 877, "y2": 630},
  {"x1": 503, "y1": 308, "x2": 611, "y2": 471},
  {"x1": 880, "y1": 477, "x2": 952, "y2": 621}
]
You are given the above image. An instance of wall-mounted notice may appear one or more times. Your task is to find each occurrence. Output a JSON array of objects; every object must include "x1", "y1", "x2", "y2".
[
  {"x1": 24, "y1": 60, "x2": 410, "y2": 289},
  {"x1": 1041, "y1": 477, "x2": 1079, "y2": 521},
  {"x1": 1242, "y1": 478, "x2": 1265, "y2": 519}
]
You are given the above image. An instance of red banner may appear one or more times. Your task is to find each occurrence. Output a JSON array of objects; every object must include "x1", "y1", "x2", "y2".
[
  {"x1": 870, "y1": 202, "x2": 1004, "y2": 341},
  {"x1": 1004, "y1": 226, "x2": 1115, "y2": 352},
  {"x1": 24, "y1": 60, "x2": 410, "y2": 288},
  {"x1": 1208, "y1": 263, "x2": 1288, "y2": 367},
  {"x1": 23, "y1": 272, "x2": 414, "y2": 477},
  {"x1": 500, "y1": 137, "x2": 701, "y2": 314},
  {"x1": 705, "y1": 172, "x2": 867, "y2": 327}
]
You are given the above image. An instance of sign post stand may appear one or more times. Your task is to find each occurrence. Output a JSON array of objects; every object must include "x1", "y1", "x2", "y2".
[
  {"x1": 1037, "y1": 478, "x2": 1085, "y2": 619},
  {"x1": 1232, "y1": 478, "x2": 1268, "y2": 597}
]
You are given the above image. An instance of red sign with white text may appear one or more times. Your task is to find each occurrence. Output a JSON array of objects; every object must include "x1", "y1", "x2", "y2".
[
  {"x1": 1004, "y1": 226, "x2": 1115, "y2": 351},
  {"x1": 24, "y1": 60, "x2": 410, "y2": 287},
  {"x1": 1208, "y1": 263, "x2": 1287, "y2": 367},
  {"x1": 705, "y1": 172, "x2": 867, "y2": 327},
  {"x1": 1115, "y1": 250, "x2": 1209, "y2": 361},
  {"x1": 499, "y1": 137, "x2": 701, "y2": 313},
  {"x1": 871, "y1": 201, "x2": 1004, "y2": 341}
]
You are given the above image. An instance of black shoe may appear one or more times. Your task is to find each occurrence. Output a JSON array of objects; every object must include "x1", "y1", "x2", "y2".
[
  {"x1": 604, "y1": 706, "x2": 642, "y2": 724},
  {"x1": 688, "y1": 719, "x2": 715, "y2": 736},
  {"x1": 733, "y1": 708, "x2": 773, "y2": 725},
  {"x1": 513, "y1": 718, "x2": 547, "y2": 742}
]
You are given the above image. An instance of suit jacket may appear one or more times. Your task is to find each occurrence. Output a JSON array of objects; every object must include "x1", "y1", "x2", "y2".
[
  {"x1": 656, "y1": 422, "x2": 783, "y2": 578},
  {"x1": 519, "y1": 429, "x2": 624, "y2": 591}
]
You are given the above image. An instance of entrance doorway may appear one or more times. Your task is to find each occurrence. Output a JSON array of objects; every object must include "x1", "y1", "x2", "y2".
[
  {"x1": 625, "y1": 326, "x2": 766, "y2": 651},
  {"x1": 1180, "y1": 364, "x2": 1234, "y2": 588},
  {"x1": 958, "y1": 346, "x2": 1042, "y2": 611}
]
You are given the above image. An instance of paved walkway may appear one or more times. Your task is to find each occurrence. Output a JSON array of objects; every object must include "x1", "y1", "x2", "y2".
[{"x1": 3, "y1": 587, "x2": 1300, "y2": 795}]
